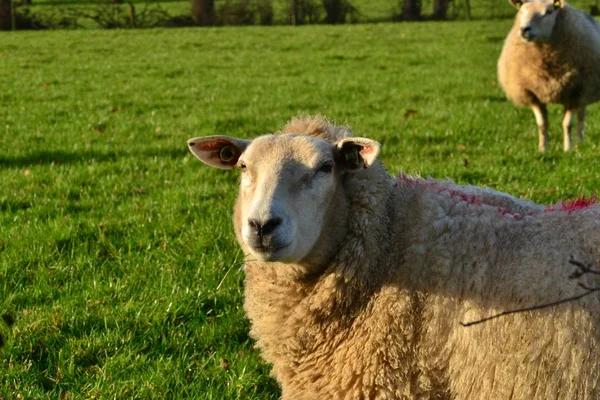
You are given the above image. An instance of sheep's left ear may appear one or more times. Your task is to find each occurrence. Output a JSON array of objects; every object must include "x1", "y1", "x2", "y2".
[
  {"x1": 334, "y1": 137, "x2": 381, "y2": 170},
  {"x1": 187, "y1": 135, "x2": 250, "y2": 170}
]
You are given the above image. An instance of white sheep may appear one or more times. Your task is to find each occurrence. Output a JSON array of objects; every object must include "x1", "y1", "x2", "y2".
[
  {"x1": 497, "y1": 0, "x2": 600, "y2": 152},
  {"x1": 187, "y1": 116, "x2": 600, "y2": 399}
]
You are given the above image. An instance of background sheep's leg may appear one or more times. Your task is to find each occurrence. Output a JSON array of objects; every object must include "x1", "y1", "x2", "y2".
[
  {"x1": 577, "y1": 106, "x2": 586, "y2": 142},
  {"x1": 562, "y1": 108, "x2": 575, "y2": 151},
  {"x1": 531, "y1": 103, "x2": 549, "y2": 152}
]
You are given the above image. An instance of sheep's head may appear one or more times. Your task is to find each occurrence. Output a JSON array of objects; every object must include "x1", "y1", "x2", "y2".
[
  {"x1": 188, "y1": 131, "x2": 380, "y2": 264},
  {"x1": 509, "y1": 0, "x2": 563, "y2": 42}
]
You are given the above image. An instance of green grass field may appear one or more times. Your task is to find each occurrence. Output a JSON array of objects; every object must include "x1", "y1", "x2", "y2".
[{"x1": 1, "y1": 21, "x2": 599, "y2": 398}]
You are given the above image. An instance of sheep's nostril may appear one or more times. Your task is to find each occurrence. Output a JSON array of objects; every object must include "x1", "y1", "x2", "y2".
[
  {"x1": 248, "y1": 218, "x2": 282, "y2": 237},
  {"x1": 248, "y1": 219, "x2": 261, "y2": 235},
  {"x1": 262, "y1": 218, "x2": 282, "y2": 236}
]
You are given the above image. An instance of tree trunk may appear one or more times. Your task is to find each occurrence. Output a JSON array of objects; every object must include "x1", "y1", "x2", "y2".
[
  {"x1": 290, "y1": 0, "x2": 298, "y2": 25},
  {"x1": 432, "y1": 0, "x2": 449, "y2": 19},
  {"x1": 464, "y1": 0, "x2": 471, "y2": 20},
  {"x1": 400, "y1": 0, "x2": 420, "y2": 21},
  {"x1": 191, "y1": 0, "x2": 215, "y2": 26},
  {"x1": 323, "y1": 0, "x2": 345, "y2": 24},
  {"x1": 0, "y1": 0, "x2": 12, "y2": 31},
  {"x1": 128, "y1": 2, "x2": 136, "y2": 27}
]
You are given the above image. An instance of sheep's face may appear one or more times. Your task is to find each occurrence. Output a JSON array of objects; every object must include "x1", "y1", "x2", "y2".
[
  {"x1": 188, "y1": 132, "x2": 380, "y2": 264},
  {"x1": 235, "y1": 135, "x2": 338, "y2": 263},
  {"x1": 510, "y1": 0, "x2": 562, "y2": 42}
]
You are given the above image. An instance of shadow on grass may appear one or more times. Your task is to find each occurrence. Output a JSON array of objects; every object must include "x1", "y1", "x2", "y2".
[
  {"x1": 0, "y1": 313, "x2": 15, "y2": 349},
  {"x1": 0, "y1": 150, "x2": 122, "y2": 167},
  {"x1": 452, "y1": 95, "x2": 507, "y2": 103},
  {"x1": 0, "y1": 199, "x2": 33, "y2": 212},
  {"x1": 0, "y1": 148, "x2": 188, "y2": 167}
]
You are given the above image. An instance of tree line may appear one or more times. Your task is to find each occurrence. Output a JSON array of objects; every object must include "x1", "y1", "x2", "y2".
[
  {"x1": 190, "y1": 0, "x2": 461, "y2": 25},
  {"x1": 0, "y1": 0, "x2": 477, "y2": 30}
]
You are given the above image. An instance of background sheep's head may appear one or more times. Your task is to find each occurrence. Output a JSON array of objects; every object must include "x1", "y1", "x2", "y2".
[
  {"x1": 509, "y1": 0, "x2": 563, "y2": 42},
  {"x1": 188, "y1": 132, "x2": 380, "y2": 264}
]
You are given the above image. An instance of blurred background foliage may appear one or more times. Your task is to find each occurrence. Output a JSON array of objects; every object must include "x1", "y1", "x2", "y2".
[{"x1": 1, "y1": 0, "x2": 597, "y2": 31}]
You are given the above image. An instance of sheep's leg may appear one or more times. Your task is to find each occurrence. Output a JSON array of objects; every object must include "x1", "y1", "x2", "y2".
[
  {"x1": 531, "y1": 103, "x2": 549, "y2": 152},
  {"x1": 577, "y1": 106, "x2": 586, "y2": 142},
  {"x1": 562, "y1": 108, "x2": 575, "y2": 151}
]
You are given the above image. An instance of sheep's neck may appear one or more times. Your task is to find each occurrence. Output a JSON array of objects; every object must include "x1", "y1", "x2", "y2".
[{"x1": 242, "y1": 164, "x2": 395, "y2": 361}]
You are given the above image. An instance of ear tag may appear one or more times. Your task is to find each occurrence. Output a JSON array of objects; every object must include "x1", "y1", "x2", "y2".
[
  {"x1": 219, "y1": 145, "x2": 236, "y2": 162},
  {"x1": 553, "y1": 0, "x2": 560, "y2": 8}
]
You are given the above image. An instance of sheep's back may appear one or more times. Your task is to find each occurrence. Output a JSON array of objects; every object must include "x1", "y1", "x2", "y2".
[{"x1": 401, "y1": 185, "x2": 600, "y2": 399}]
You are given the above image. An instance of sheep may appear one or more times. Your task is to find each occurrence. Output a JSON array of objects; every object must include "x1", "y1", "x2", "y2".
[
  {"x1": 497, "y1": 0, "x2": 600, "y2": 152},
  {"x1": 187, "y1": 116, "x2": 600, "y2": 399}
]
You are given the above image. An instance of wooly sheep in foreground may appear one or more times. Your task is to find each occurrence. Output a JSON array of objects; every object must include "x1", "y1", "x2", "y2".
[
  {"x1": 187, "y1": 116, "x2": 600, "y2": 399},
  {"x1": 497, "y1": 0, "x2": 600, "y2": 152}
]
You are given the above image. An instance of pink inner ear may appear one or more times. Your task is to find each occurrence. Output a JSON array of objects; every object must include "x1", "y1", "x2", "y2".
[
  {"x1": 361, "y1": 147, "x2": 374, "y2": 154},
  {"x1": 197, "y1": 141, "x2": 224, "y2": 151}
]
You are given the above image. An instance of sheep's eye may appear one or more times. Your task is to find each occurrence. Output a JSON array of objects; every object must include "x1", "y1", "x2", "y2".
[
  {"x1": 220, "y1": 146, "x2": 236, "y2": 162},
  {"x1": 317, "y1": 163, "x2": 333, "y2": 174},
  {"x1": 239, "y1": 161, "x2": 247, "y2": 171}
]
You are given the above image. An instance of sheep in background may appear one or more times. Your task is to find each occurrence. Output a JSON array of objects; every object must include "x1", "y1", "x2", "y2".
[
  {"x1": 187, "y1": 116, "x2": 600, "y2": 399},
  {"x1": 497, "y1": 0, "x2": 600, "y2": 152}
]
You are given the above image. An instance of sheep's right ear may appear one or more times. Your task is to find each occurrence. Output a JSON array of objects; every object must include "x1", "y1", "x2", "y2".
[
  {"x1": 334, "y1": 137, "x2": 381, "y2": 171},
  {"x1": 508, "y1": 0, "x2": 524, "y2": 9},
  {"x1": 187, "y1": 136, "x2": 250, "y2": 170}
]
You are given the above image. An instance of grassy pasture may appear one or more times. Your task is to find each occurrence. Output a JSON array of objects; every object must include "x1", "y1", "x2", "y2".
[{"x1": 1, "y1": 21, "x2": 600, "y2": 398}]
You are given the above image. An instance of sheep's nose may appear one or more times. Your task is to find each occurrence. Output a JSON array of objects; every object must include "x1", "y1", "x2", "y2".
[
  {"x1": 248, "y1": 217, "x2": 282, "y2": 237},
  {"x1": 520, "y1": 26, "x2": 532, "y2": 39}
]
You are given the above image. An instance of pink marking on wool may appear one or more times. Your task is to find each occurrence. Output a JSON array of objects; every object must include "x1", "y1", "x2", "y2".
[
  {"x1": 544, "y1": 195, "x2": 597, "y2": 213},
  {"x1": 396, "y1": 177, "x2": 485, "y2": 206},
  {"x1": 395, "y1": 174, "x2": 532, "y2": 219},
  {"x1": 396, "y1": 174, "x2": 426, "y2": 187},
  {"x1": 496, "y1": 206, "x2": 528, "y2": 220},
  {"x1": 446, "y1": 190, "x2": 529, "y2": 219},
  {"x1": 444, "y1": 190, "x2": 484, "y2": 206}
]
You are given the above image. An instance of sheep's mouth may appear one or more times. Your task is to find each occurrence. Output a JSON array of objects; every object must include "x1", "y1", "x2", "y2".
[
  {"x1": 520, "y1": 35, "x2": 534, "y2": 42},
  {"x1": 519, "y1": 32, "x2": 536, "y2": 42},
  {"x1": 519, "y1": 31, "x2": 546, "y2": 43},
  {"x1": 248, "y1": 242, "x2": 291, "y2": 261}
]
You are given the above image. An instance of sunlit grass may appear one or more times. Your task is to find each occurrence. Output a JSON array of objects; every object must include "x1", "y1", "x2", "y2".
[{"x1": 1, "y1": 21, "x2": 599, "y2": 398}]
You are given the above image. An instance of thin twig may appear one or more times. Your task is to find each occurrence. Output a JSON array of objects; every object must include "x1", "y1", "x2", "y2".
[
  {"x1": 460, "y1": 287, "x2": 600, "y2": 327},
  {"x1": 568, "y1": 257, "x2": 600, "y2": 279},
  {"x1": 461, "y1": 257, "x2": 600, "y2": 327}
]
